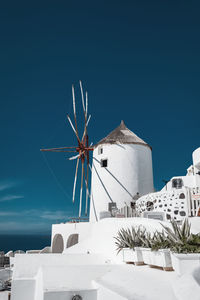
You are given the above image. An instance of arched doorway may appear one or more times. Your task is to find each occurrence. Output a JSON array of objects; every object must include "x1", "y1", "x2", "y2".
[
  {"x1": 52, "y1": 234, "x2": 64, "y2": 253},
  {"x1": 66, "y1": 234, "x2": 79, "y2": 248}
]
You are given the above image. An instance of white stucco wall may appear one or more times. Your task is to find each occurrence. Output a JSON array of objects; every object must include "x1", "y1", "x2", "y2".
[
  {"x1": 51, "y1": 222, "x2": 92, "y2": 252},
  {"x1": 193, "y1": 148, "x2": 200, "y2": 170},
  {"x1": 90, "y1": 144, "x2": 154, "y2": 222},
  {"x1": 11, "y1": 254, "x2": 115, "y2": 300},
  {"x1": 192, "y1": 148, "x2": 200, "y2": 188},
  {"x1": 163, "y1": 176, "x2": 196, "y2": 191},
  {"x1": 64, "y1": 218, "x2": 169, "y2": 263}
]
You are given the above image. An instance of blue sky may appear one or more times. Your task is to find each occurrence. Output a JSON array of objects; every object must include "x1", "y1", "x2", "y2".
[{"x1": 0, "y1": 0, "x2": 200, "y2": 233}]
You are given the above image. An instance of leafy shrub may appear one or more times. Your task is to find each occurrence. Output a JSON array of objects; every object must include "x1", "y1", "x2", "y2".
[
  {"x1": 150, "y1": 231, "x2": 171, "y2": 251},
  {"x1": 162, "y1": 219, "x2": 200, "y2": 253},
  {"x1": 114, "y1": 219, "x2": 200, "y2": 254},
  {"x1": 114, "y1": 226, "x2": 146, "y2": 253}
]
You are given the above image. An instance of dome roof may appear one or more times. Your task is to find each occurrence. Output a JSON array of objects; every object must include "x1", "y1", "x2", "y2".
[{"x1": 95, "y1": 120, "x2": 152, "y2": 149}]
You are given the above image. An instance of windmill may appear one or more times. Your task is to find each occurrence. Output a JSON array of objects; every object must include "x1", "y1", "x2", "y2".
[{"x1": 41, "y1": 81, "x2": 93, "y2": 218}]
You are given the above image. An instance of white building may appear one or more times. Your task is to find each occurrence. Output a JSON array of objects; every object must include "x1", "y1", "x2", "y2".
[
  {"x1": 136, "y1": 147, "x2": 200, "y2": 221},
  {"x1": 7, "y1": 122, "x2": 200, "y2": 300}
]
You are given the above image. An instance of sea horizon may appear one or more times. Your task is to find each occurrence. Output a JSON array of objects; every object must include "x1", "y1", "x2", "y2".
[{"x1": 0, "y1": 234, "x2": 51, "y2": 253}]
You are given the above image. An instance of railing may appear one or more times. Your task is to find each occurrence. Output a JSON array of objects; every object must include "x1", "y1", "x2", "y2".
[
  {"x1": 189, "y1": 187, "x2": 200, "y2": 216},
  {"x1": 67, "y1": 217, "x2": 89, "y2": 223},
  {"x1": 118, "y1": 206, "x2": 136, "y2": 218}
]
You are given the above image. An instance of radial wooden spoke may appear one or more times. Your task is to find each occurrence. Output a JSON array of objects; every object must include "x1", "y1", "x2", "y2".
[
  {"x1": 41, "y1": 150, "x2": 75, "y2": 152},
  {"x1": 79, "y1": 162, "x2": 84, "y2": 217},
  {"x1": 86, "y1": 115, "x2": 91, "y2": 127},
  {"x1": 67, "y1": 114, "x2": 81, "y2": 144},
  {"x1": 72, "y1": 85, "x2": 81, "y2": 143},
  {"x1": 41, "y1": 146, "x2": 77, "y2": 151},
  {"x1": 67, "y1": 114, "x2": 77, "y2": 134},
  {"x1": 72, "y1": 158, "x2": 80, "y2": 203},
  {"x1": 68, "y1": 150, "x2": 85, "y2": 161},
  {"x1": 79, "y1": 81, "x2": 86, "y2": 114},
  {"x1": 69, "y1": 153, "x2": 80, "y2": 161},
  {"x1": 72, "y1": 85, "x2": 76, "y2": 118},
  {"x1": 79, "y1": 82, "x2": 88, "y2": 142},
  {"x1": 82, "y1": 114, "x2": 91, "y2": 141},
  {"x1": 85, "y1": 91, "x2": 88, "y2": 118}
]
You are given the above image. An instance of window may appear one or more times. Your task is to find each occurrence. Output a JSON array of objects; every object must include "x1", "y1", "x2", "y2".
[
  {"x1": 98, "y1": 147, "x2": 103, "y2": 155},
  {"x1": 101, "y1": 159, "x2": 108, "y2": 167},
  {"x1": 172, "y1": 178, "x2": 183, "y2": 189},
  {"x1": 179, "y1": 193, "x2": 185, "y2": 199}
]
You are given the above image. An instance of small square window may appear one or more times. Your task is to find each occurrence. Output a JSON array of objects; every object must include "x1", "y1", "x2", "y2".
[
  {"x1": 98, "y1": 147, "x2": 103, "y2": 155},
  {"x1": 101, "y1": 159, "x2": 107, "y2": 168},
  {"x1": 172, "y1": 178, "x2": 183, "y2": 189}
]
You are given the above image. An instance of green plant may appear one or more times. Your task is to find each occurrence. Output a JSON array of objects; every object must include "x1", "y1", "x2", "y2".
[
  {"x1": 162, "y1": 219, "x2": 200, "y2": 253},
  {"x1": 114, "y1": 226, "x2": 146, "y2": 253},
  {"x1": 115, "y1": 218, "x2": 200, "y2": 254},
  {"x1": 150, "y1": 230, "x2": 171, "y2": 251},
  {"x1": 138, "y1": 231, "x2": 155, "y2": 248}
]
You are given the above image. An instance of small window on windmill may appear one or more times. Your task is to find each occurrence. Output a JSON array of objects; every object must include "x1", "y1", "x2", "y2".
[
  {"x1": 98, "y1": 147, "x2": 103, "y2": 155},
  {"x1": 101, "y1": 159, "x2": 107, "y2": 168}
]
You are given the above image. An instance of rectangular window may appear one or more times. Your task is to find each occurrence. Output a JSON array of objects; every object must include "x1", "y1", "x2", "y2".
[
  {"x1": 101, "y1": 159, "x2": 108, "y2": 168},
  {"x1": 98, "y1": 147, "x2": 103, "y2": 155}
]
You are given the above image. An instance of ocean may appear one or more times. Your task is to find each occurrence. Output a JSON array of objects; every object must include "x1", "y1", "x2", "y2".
[{"x1": 0, "y1": 234, "x2": 51, "y2": 253}]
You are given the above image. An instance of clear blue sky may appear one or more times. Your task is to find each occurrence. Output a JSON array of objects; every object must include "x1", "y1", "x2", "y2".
[{"x1": 0, "y1": 0, "x2": 199, "y2": 233}]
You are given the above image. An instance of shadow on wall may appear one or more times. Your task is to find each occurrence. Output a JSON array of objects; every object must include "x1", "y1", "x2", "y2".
[
  {"x1": 66, "y1": 234, "x2": 79, "y2": 248},
  {"x1": 52, "y1": 234, "x2": 64, "y2": 253},
  {"x1": 52, "y1": 233, "x2": 79, "y2": 253}
]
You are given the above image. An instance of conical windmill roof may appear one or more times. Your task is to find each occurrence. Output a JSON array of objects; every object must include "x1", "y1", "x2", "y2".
[{"x1": 95, "y1": 120, "x2": 152, "y2": 149}]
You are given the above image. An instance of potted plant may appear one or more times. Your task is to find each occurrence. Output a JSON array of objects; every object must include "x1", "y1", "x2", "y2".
[
  {"x1": 114, "y1": 226, "x2": 145, "y2": 265},
  {"x1": 141, "y1": 231, "x2": 173, "y2": 271},
  {"x1": 138, "y1": 231, "x2": 154, "y2": 266},
  {"x1": 162, "y1": 219, "x2": 200, "y2": 275}
]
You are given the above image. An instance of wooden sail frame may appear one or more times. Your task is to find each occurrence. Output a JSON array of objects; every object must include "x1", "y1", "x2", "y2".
[{"x1": 41, "y1": 81, "x2": 93, "y2": 217}]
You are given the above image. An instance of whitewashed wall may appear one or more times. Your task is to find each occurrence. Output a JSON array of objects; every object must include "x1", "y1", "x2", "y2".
[
  {"x1": 90, "y1": 143, "x2": 154, "y2": 222},
  {"x1": 51, "y1": 222, "x2": 92, "y2": 252}
]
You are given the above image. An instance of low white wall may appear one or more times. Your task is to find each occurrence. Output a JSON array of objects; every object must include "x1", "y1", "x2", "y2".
[
  {"x1": 64, "y1": 217, "x2": 169, "y2": 262},
  {"x1": 51, "y1": 222, "x2": 92, "y2": 251},
  {"x1": 12, "y1": 254, "x2": 114, "y2": 300},
  {"x1": 12, "y1": 253, "x2": 113, "y2": 279},
  {"x1": 34, "y1": 267, "x2": 43, "y2": 300},
  {"x1": 11, "y1": 279, "x2": 35, "y2": 300}
]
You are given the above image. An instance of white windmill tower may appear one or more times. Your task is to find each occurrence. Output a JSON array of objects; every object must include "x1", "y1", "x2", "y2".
[{"x1": 89, "y1": 120, "x2": 154, "y2": 222}]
